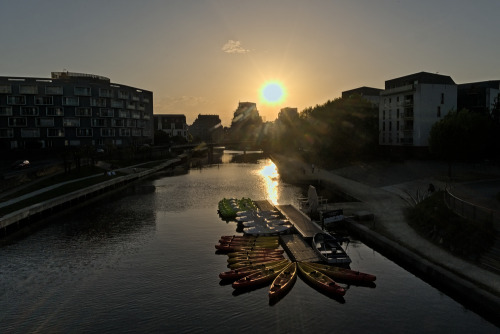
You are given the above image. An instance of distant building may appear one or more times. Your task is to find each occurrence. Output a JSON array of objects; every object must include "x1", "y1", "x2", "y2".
[
  {"x1": 0, "y1": 71, "x2": 153, "y2": 150},
  {"x1": 342, "y1": 86, "x2": 382, "y2": 106},
  {"x1": 189, "y1": 114, "x2": 223, "y2": 143},
  {"x1": 231, "y1": 102, "x2": 262, "y2": 126},
  {"x1": 457, "y1": 80, "x2": 500, "y2": 116},
  {"x1": 379, "y1": 72, "x2": 457, "y2": 150},
  {"x1": 154, "y1": 114, "x2": 188, "y2": 139}
]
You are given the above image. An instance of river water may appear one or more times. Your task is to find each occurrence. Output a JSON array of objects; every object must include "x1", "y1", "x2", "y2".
[{"x1": 1, "y1": 154, "x2": 498, "y2": 333}]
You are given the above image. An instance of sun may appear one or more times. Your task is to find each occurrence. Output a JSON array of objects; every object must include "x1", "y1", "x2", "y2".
[{"x1": 260, "y1": 81, "x2": 286, "y2": 104}]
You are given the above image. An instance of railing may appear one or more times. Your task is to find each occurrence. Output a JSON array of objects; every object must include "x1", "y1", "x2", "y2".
[{"x1": 444, "y1": 187, "x2": 499, "y2": 228}]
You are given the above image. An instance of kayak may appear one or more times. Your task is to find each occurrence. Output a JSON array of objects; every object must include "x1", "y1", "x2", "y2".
[
  {"x1": 297, "y1": 262, "x2": 346, "y2": 296},
  {"x1": 305, "y1": 262, "x2": 376, "y2": 283},
  {"x1": 215, "y1": 243, "x2": 279, "y2": 252},
  {"x1": 229, "y1": 258, "x2": 286, "y2": 269},
  {"x1": 219, "y1": 259, "x2": 289, "y2": 280},
  {"x1": 232, "y1": 260, "x2": 289, "y2": 289},
  {"x1": 227, "y1": 254, "x2": 284, "y2": 264},
  {"x1": 269, "y1": 261, "x2": 297, "y2": 300},
  {"x1": 227, "y1": 249, "x2": 285, "y2": 258}
]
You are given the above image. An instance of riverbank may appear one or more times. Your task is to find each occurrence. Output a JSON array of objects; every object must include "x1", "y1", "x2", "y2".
[
  {"x1": 0, "y1": 157, "x2": 185, "y2": 238},
  {"x1": 270, "y1": 153, "x2": 500, "y2": 324}
]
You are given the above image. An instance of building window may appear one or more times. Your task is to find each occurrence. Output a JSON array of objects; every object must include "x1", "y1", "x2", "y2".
[
  {"x1": 118, "y1": 109, "x2": 130, "y2": 118},
  {"x1": 35, "y1": 96, "x2": 53, "y2": 105},
  {"x1": 0, "y1": 85, "x2": 12, "y2": 93},
  {"x1": 0, "y1": 107, "x2": 13, "y2": 116},
  {"x1": 382, "y1": 110, "x2": 385, "y2": 120},
  {"x1": 47, "y1": 107, "x2": 64, "y2": 116},
  {"x1": 76, "y1": 128, "x2": 93, "y2": 137},
  {"x1": 126, "y1": 102, "x2": 136, "y2": 110},
  {"x1": 131, "y1": 111, "x2": 141, "y2": 119},
  {"x1": 99, "y1": 108, "x2": 114, "y2": 117},
  {"x1": 127, "y1": 119, "x2": 136, "y2": 127},
  {"x1": 396, "y1": 109, "x2": 400, "y2": 118},
  {"x1": 21, "y1": 128, "x2": 40, "y2": 138},
  {"x1": 118, "y1": 91, "x2": 129, "y2": 99},
  {"x1": 75, "y1": 107, "x2": 92, "y2": 117},
  {"x1": 119, "y1": 128, "x2": 131, "y2": 136},
  {"x1": 111, "y1": 99, "x2": 124, "y2": 108},
  {"x1": 100, "y1": 128, "x2": 115, "y2": 137},
  {"x1": 62, "y1": 96, "x2": 79, "y2": 106},
  {"x1": 0, "y1": 128, "x2": 14, "y2": 138},
  {"x1": 36, "y1": 117, "x2": 55, "y2": 127},
  {"x1": 437, "y1": 106, "x2": 441, "y2": 117},
  {"x1": 112, "y1": 119, "x2": 125, "y2": 127},
  {"x1": 8, "y1": 117, "x2": 27, "y2": 127},
  {"x1": 7, "y1": 95, "x2": 26, "y2": 105},
  {"x1": 389, "y1": 121, "x2": 392, "y2": 131},
  {"x1": 99, "y1": 88, "x2": 112, "y2": 97},
  {"x1": 131, "y1": 128, "x2": 142, "y2": 137},
  {"x1": 74, "y1": 87, "x2": 91, "y2": 96},
  {"x1": 63, "y1": 118, "x2": 80, "y2": 127},
  {"x1": 382, "y1": 122, "x2": 386, "y2": 131},
  {"x1": 19, "y1": 85, "x2": 38, "y2": 94},
  {"x1": 45, "y1": 86, "x2": 63, "y2": 95},
  {"x1": 47, "y1": 128, "x2": 65, "y2": 137},
  {"x1": 91, "y1": 97, "x2": 107, "y2": 107},
  {"x1": 92, "y1": 118, "x2": 107, "y2": 127},
  {"x1": 441, "y1": 93, "x2": 444, "y2": 104},
  {"x1": 20, "y1": 107, "x2": 39, "y2": 116}
]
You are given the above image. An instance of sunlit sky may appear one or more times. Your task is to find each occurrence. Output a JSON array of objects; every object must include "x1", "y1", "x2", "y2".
[{"x1": 1, "y1": 0, "x2": 499, "y2": 126}]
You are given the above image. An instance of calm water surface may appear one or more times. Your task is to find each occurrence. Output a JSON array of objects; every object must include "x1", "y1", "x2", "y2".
[{"x1": 1, "y1": 156, "x2": 498, "y2": 333}]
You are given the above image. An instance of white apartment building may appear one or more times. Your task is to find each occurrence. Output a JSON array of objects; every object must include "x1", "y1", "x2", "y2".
[{"x1": 379, "y1": 72, "x2": 457, "y2": 148}]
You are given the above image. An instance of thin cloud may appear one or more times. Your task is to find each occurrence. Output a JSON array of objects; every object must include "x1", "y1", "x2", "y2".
[{"x1": 221, "y1": 40, "x2": 250, "y2": 54}]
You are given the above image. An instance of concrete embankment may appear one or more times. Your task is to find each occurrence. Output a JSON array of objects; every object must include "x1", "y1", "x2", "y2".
[{"x1": 0, "y1": 157, "x2": 184, "y2": 237}]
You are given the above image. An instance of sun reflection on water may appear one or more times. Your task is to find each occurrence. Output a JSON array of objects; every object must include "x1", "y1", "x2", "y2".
[{"x1": 259, "y1": 161, "x2": 279, "y2": 205}]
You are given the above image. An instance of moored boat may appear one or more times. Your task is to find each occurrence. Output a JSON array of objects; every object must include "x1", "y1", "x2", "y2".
[
  {"x1": 227, "y1": 249, "x2": 284, "y2": 258},
  {"x1": 219, "y1": 259, "x2": 289, "y2": 280},
  {"x1": 269, "y1": 261, "x2": 297, "y2": 300},
  {"x1": 312, "y1": 232, "x2": 351, "y2": 265},
  {"x1": 232, "y1": 260, "x2": 289, "y2": 289},
  {"x1": 229, "y1": 258, "x2": 285, "y2": 269},
  {"x1": 297, "y1": 262, "x2": 346, "y2": 296},
  {"x1": 227, "y1": 254, "x2": 284, "y2": 264},
  {"x1": 215, "y1": 244, "x2": 279, "y2": 253},
  {"x1": 305, "y1": 262, "x2": 376, "y2": 283}
]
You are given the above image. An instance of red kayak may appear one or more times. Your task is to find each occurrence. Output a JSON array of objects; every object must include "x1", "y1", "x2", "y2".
[
  {"x1": 219, "y1": 259, "x2": 289, "y2": 280},
  {"x1": 305, "y1": 262, "x2": 376, "y2": 282},
  {"x1": 232, "y1": 261, "x2": 289, "y2": 289},
  {"x1": 297, "y1": 262, "x2": 346, "y2": 296}
]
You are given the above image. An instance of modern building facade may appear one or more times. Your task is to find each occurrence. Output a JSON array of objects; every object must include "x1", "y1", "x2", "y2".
[
  {"x1": 154, "y1": 114, "x2": 188, "y2": 140},
  {"x1": 342, "y1": 86, "x2": 382, "y2": 106},
  {"x1": 0, "y1": 71, "x2": 153, "y2": 150},
  {"x1": 457, "y1": 80, "x2": 500, "y2": 116},
  {"x1": 379, "y1": 72, "x2": 457, "y2": 148}
]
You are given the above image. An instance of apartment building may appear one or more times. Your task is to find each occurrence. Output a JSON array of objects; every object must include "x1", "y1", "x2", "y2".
[
  {"x1": 341, "y1": 86, "x2": 382, "y2": 106},
  {"x1": 189, "y1": 114, "x2": 224, "y2": 143},
  {"x1": 458, "y1": 80, "x2": 500, "y2": 115},
  {"x1": 154, "y1": 114, "x2": 188, "y2": 140},
  {"x1": 0, "y1": 71, "x2": 153, "y2": 150},
  {"x1": 379, "y1": 72, "x2": 457, "y2": 149}
]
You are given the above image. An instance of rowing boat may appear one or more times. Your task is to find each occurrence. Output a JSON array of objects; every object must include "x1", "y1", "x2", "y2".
[
  {"x1": 232, "y1": 260, "x2": 289, "y2": 289},
  {"x1": 227, "y1": 249, "x2": 285, "y2": 257},
  {"x1": 305, "y1": 262, "x2": 376, "y2": 282},
  {"x1": 312, "y1": 232, "x2": 351, "y2": 265},
  {"x1": 269, "y1": 261, "x2": 297, "y2": 300},
  {"x1": 297, "y1": 262, "x2": 346, "y2": 296},
  {"x1": 229, "y1": 258, "x2": 286, "y2": 269}
]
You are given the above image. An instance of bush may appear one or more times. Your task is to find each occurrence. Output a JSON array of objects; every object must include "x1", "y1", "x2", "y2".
[{"x1": 406, "y1": 191, "x2": 494, "y2": 260}]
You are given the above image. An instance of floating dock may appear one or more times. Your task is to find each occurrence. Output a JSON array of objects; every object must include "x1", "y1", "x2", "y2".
[{"x1": 255, "y1": 200, "x2": 322, "y2": 263}]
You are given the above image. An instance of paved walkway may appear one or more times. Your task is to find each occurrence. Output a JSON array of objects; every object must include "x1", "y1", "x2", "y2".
[{"x1": 272, "y1": 154, "x2": 500, "y2": 298}]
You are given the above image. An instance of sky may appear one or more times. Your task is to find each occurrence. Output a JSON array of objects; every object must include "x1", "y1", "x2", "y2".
[{"x1": 1, "y1": 0, "x2": 499, "y2": 126}]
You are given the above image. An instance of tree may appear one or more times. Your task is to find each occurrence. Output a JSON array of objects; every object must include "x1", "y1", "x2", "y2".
[{"x1": 429, "y1": 109, "x2": 495, "y2": 177}]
